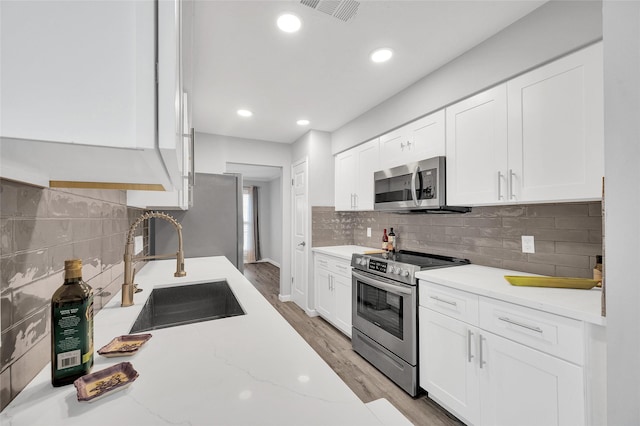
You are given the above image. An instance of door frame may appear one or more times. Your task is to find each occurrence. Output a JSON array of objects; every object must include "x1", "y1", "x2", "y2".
[{"x1": 290, "y1": 157, "x2": 311, "y2": 312}]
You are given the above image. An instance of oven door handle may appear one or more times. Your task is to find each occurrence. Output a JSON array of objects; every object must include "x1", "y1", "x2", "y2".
[{"x1": 352, "y1": 271, "x2": 413, "y2": 296}]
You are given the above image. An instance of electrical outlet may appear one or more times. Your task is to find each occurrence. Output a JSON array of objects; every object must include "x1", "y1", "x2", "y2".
[
  {"x1": 367, "y1": 227, "x2": 372, "y2": 238},
  {"x1": 521, "y1": 235, "x2": 535, "y2": 253}
]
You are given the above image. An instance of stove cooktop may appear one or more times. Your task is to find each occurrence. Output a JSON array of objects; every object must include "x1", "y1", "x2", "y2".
[{"x1": 367, "y1": 250, "x2": 469, "y2": 269}]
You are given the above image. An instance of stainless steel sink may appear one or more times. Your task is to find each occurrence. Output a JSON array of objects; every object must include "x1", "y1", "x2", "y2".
[{"x1": 129, "y1": 280, "x2": 245, "y2": 333}]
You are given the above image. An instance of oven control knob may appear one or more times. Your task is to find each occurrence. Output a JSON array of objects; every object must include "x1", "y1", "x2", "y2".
[
  {"x1": 392, "y1": 267, "x2": 401, "y2": 275},
  {"x1": 355, "y1": 257, "x2": 362, "y2": 265},
  {"x1": 401, "y1": 269, "x2": 410, "y2": 277}
]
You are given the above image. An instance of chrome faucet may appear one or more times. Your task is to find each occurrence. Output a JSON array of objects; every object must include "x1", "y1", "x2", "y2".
[{"x1": 121, "y1": 211, "x2": 186, "y2": 307}]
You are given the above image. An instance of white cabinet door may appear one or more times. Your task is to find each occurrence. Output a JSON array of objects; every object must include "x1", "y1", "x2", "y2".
[
  {"x1": 445, "y1": 85, "x2": 508, "y2": 206},
  {"x1": 354, "y1": 138, "x2": 380, "y2": 210},
  {"x1": 409, "y1": 110, "x2": 446, "y2": 161},
  {"x1": 480, "y1": 331, "x2": 585, "y2": 426},
  {"x1": 419, "y1": 307, "x2": 480, "y2": 426},
  {"x1": 507, "y1": 43, "x2": 604, "y2": 203},
  {"x1": 379, "y1": 110, "x2": 445, "y2": 170},
  {"x1": 1, "y1": 1, "x2": 154, "y2": 148},
  {"x1": 333, "y1": 273, "x2": 352, "y2": 337},
  {"x1": 315, "y1": 265, "x2": 333, "y2": 319},
  {"x1": 335, "y1": 150, "x2": 357, "y2": 211}
]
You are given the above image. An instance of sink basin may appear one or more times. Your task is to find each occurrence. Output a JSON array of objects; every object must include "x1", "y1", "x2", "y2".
[{"x1": 129, "y1": 280, "x2": 245, "y2": 333}]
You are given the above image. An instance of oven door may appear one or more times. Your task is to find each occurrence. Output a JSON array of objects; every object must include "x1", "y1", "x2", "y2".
[{"x1": 352, "y1": 270, "x2": 417, "y2": 364}]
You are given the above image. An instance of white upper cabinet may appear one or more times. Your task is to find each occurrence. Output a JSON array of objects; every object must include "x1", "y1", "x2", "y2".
[
  {"x1": 0, "y1": 1, "x2": 154, "y2": 148},
  {"x1": 335, "y1": 138, "x2": 380, "y2": 211},
  {"x1": 446, "y1": 42, "x2": 603, "y2": 206},
  {"x1": 0, "y1": 1, "x2": 191, "y2": 203},
  {"x1": 380, "y1": 110, "x2": 445, "y2": 170},
  {"x1": 507, "y1": 43, "x2": 604, "y2": 203},
  {"x1": 446, "y1": 86, "x2": 509, "y2": 206}
]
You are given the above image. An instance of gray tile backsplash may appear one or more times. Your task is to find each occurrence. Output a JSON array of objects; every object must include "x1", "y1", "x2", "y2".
[
  {"x1": 312, "y1": 202, "x2": 603, "y2": 278},
  {"x1": 0, "y1": 179, "x2": 148, "y2": 411}
]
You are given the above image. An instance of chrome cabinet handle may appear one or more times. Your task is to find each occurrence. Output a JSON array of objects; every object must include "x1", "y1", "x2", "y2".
[
  {"x1": 498, "y1": 316, "x2": 543, "y2": 333},
  {"x1": 467, "y1": 330, "x2": 474, "y2": 363},
  {"x1": 354, "y1": 193, "x2": 358, "y2": 209},
  {"x1": 429, "y1": 295, "x2": 457, "y2": 307},
  {"x1": 479, "y1": 334, "x2": 486, "y2": 369},
  {"x1": 508, "y1": 169, "x2": 516, "y2": 200},
  {"x1": 497, "y1": 171, "x2": 504, "y2": 200}
]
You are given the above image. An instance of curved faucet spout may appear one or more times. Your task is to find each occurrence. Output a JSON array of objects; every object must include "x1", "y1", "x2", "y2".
[{"x1": 122, "y1": 211, "x2": 186, "y2": 307}]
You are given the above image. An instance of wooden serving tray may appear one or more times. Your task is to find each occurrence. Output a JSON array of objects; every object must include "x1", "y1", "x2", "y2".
[{"x1": 504, "y1": 275, "x2": 598, "y2": 290}]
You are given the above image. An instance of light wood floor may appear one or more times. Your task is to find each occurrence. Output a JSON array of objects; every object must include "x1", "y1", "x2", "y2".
[{"x1": 244, "y1": 262, "x2": 464, "y2": 426}]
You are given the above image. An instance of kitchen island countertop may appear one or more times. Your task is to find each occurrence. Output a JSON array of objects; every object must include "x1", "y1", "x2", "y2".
[{"x1": 1, "y1": 256, "x2": 388, "y2": 426}]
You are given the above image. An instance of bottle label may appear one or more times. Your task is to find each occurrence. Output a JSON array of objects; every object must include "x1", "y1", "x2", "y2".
[{"x1": 52, "y1": 297, "x2": 94, "y2": 379}]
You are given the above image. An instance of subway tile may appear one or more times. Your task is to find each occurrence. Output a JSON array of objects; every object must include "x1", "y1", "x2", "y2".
[
  {"x1": 72, "y1": 219, "x2": 103, "y2": 241},
  {"x1": 13, "y1": 273, "x2": 62, "y2": 321},
  {"x1": 502, "y1": 217, "x2": 556, "y2": 229},
  {"x1": 555, "y1": 216, "x2": 603, "y2": 230},
  {"x1": 0, "y1": 180, "x2": 19, "y2": 218},
  {"x1": 588, "y1": 230, "x2": 603, "y2": 244},
  {"x1": 48, "y1": 191, "x2": 89, "y2": 218},
  {"x1": 502, "y1": 260, "x2": 556, "y2": 276},
  {"x1": 0, "y1": 218, "x2": 13, "y2": 256},
  {"x1": 49, "y1": 244, "x2": 74, "y2": 274},
  {"x1": 502, "y1": 239, "x2": 555, "y2": 253},
  {"x1": 589, "y1": 202, "x2": 603, "y2": 217},
  {"x1": 526, "y1": 203, "x2": 589, "y2": 217},
  {"x1": 15, "y1": 184, "x2": 47, "y2": 218},
  {"x1": 3, "y1": 250, "x2": 49, "y2": 290},
  {"x1": 1, "y1": 367, "x2": 10, "y2": 411},
  {"x1": 10, "y1": 335, "x2": 49, "y2": 401},
  {"x1": 14, "y1": 219, "x2": 72, "y2": 251},
  {"x1": 430, "y1": 216, "x2": 465, "y2": 227},
  {"x1": 527, "y1": 253, "x2": 590, "y2": 269},
  {"x1": 529, "y1": 228, "x2": 589, "y2": 243},
  {"x1": 555, "y1": 242, "x2": 603, "y2": 256},
  {"x1": 1, "y1": 291, "x2": 12, "y2": 333},
  {"x1": 555, "y1": 266, "x2": 593, "y2": 279},
  {"x1": 460, "y1": 237, "x2": 504, "y2": 249},
  {"x1": 1, "y1": 307, "x2": 48, "y2": 370},
  {"x1": 463, "y1": 217, "x2": 503, "y2": 228}
]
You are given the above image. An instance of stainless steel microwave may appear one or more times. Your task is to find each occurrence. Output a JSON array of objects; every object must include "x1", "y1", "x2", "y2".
[{"x1": 373, "y1": 156, "x2": 470, "y2": 213}]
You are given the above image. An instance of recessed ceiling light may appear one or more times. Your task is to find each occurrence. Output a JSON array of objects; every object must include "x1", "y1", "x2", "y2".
[
  {"x1": 237, "y1": 109, "x2": 253, "y2": 117},
  {"x1": 297, "y1": 119, "x2": 310, "y2": 126},
  {"x1": 370, "y1": 48, "x2": 393, "y2": 63},
  {"x1": 277, "y1": 13, "x2": 302, "y2": 33}
]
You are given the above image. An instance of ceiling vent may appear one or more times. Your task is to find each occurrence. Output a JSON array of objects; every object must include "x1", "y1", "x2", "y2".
[{"x1": 300, "y1": 0, "x2": 360, "y2": 22}]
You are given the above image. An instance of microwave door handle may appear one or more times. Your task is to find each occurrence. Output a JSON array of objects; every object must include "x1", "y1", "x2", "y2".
[
  {"x1": 411, "y1": 166, "x2": 421, "y2": 207},
  {"x1": 352, "y1": 271, "x2": 412, "y2": 296}
]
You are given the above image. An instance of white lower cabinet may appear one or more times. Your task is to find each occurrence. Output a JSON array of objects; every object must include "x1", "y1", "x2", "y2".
[
  {"x1": 419, "y1": 281, "x2": 589, "y2": 426},
  {"x1": 314, "y1": 253, "x2": 352, "y2": 337}
]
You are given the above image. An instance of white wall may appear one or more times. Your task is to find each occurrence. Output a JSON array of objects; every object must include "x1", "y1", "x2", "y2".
[
  {"x1": 331, "y1": 0, "x2": 603, "y2": 154},
  {"x1": 603, "y1": 2, "x2": 640, "y2": 424},
  {"x1": 292, "y1": 130, "x2": 334, "y2": 206},
  {"x1": 195, "y1": 132, "x2": 291, "y2": 297}
]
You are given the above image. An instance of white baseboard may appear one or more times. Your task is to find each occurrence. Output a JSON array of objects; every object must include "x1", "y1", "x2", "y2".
[
  {"x1": 255, "y1": 258, "x2": 280, "y2": 268},
  {"x1": 278, "y1": 294, "x2": 292, "y2": 302},
  {"x1": 305, "y1": 309, "x2": 319, "y2": 318}
]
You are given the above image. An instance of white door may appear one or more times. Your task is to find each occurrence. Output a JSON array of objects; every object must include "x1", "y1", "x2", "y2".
[
  {"x1": 314, "y1": 265, "x2": 333, "y2": 319},
  {"x1": 419, "y1": 307, "x2": 481, "y2": 426},
  {"x1": 291, "y1": 159, "x2": 309, "y2": 310},
  {"x1": 445, "y1": 85, "x2": 508, "y2": 205},
  {"x1": 479, "y1": 332, "x2": 585, "y2": 426},
  {"x1": 333, "y1": 272, "x2": 352, "y2": 337}
]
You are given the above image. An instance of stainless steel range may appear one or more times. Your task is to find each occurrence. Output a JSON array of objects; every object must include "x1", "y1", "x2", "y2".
[{"x1": 351, "y1": 250, "x2": 469, "y2": 396}]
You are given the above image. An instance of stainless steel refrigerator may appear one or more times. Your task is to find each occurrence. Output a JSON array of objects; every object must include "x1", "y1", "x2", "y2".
[{"x1": 153, "y1": 173, "x2": 244, "y2": 272}]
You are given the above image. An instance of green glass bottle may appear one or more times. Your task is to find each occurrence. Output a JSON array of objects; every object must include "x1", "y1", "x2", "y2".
[{"x1": 51, "y1": 259, "x2": 94, "y2": 386}]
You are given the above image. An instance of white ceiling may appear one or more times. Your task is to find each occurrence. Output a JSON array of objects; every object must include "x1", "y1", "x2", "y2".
[{"x1": 192, "y1": 0, "x2": 546, "y2": 144}]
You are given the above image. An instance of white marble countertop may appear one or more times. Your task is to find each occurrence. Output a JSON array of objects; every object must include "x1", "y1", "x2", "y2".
[
  {"x1": 311, "y1": 245, "x2": 381, "y2": 261},
  {"x1": 416, "y1": 264, "x2": 605, "y2": 325},
  {"x1": 1, "y1": 256, "x2": 387, "y2": 426}
]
